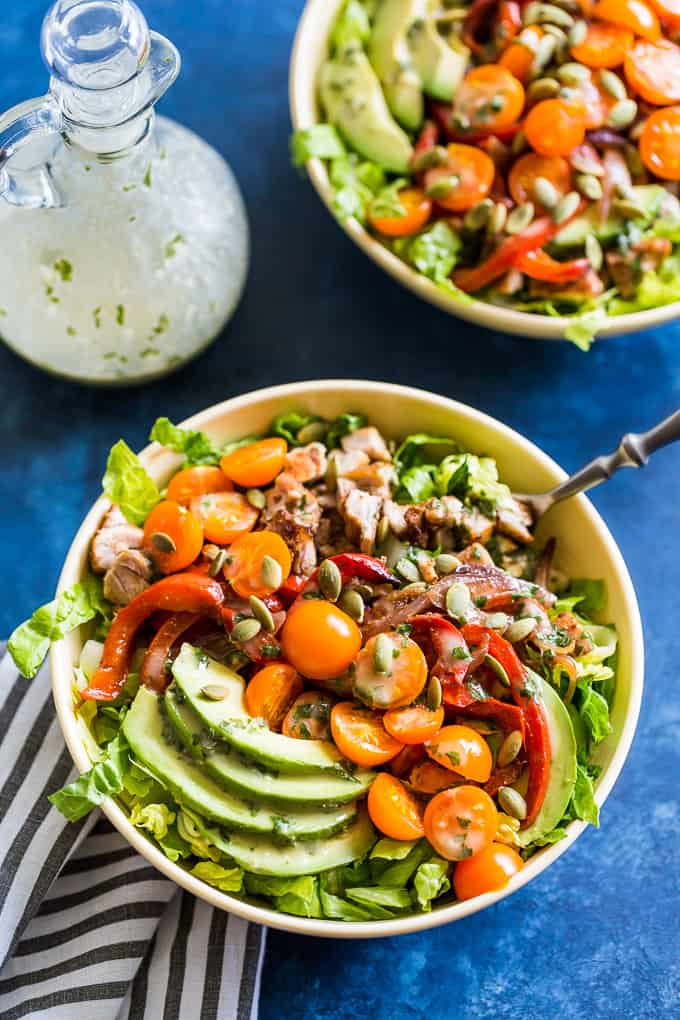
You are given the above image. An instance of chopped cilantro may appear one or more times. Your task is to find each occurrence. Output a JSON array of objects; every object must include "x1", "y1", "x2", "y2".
[
  {"x1": 66, "y1": 326, "x2": 76, "y2": 336},
  {"x1": 456, "y1": 816, "x2": 471, "y2": 829},
  {"x1": 261, "y1": 644, "x2": 281, "y2": 659},
  {"x1": 396, "y1": 623, "x2": 412, "y2": 636},
  {"x1": 53, "y1": 259, "x2": 73, "y2": 282},
  {"x1": 116, "y1": 305, "x2": 125, "y2": 326},
  {"x1": 93, "y1": 307, "x2": 102, "y2": 328},
  {"x1": 143, "y1": 165, "x2": 152, "y2": 188},
  {"x1": 452, "y1": 647, "x2": 471, "y2": 660},
  {"x1": 474, "y1": 596, "x2": 487, "y2": 608},
  {"x1": 447, "y1": 751, "x2": 461, "y2": 767},
  {"x1": 164, "y1": 233, "x2": 185, "y2": 259}
]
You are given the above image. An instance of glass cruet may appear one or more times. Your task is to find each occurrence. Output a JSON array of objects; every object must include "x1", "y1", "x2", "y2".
[{"x1": 0, "y1": 0, "x2": 249, "y2": 384}]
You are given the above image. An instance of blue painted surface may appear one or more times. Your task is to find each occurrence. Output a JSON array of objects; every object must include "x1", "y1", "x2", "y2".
[{"x1": 1, "y1": 2, "x2": 679, "y2": 1016}]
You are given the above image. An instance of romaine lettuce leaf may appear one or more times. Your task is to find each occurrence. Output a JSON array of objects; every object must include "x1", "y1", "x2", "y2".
[
  {"x1": 399, "y1": 465, "x2": 437, "y2": 502},
  {"x1": 413, "y1": 858, "x2": 450, "y2": 911},
  {"x1": 129, "y1": 802, "x2": 175, "y2": 840},
  {"x1": 326, "y1": 412, "x2": 368, "y2": 448},
  {"x1": 290, "y1": 125, "x2": 347, "y2": 167},
  {"x1": 370, "y1": 837, "x2": 419, "y2": 861},
  {"x1": 102, "y1": 440, "x2": 160, "y2": 525},
  {"x1": 571, "y1": 763, "x2": 599, "y2": 827},
  {"x1": 558, "y1": 578, "x2": 607, "y2": 614},
  {"x1": 577, "y1": 681, "x2": 612, "y2": 746},
  {"x1": 345, "y1": 886, "x2": 412, "y2": 911},
  {"x1": 406, "y1": 222, "x2": 462, "y2": 282},
  {"x1": 394, "y1": 433, "x2": 460, "y2": 472},
  {"x1": 245, "y1": 874, "x2": 323, "y2": 918},
  {"x1": 564, "y1": 308, "x2": 607, "y2": 352},
  {"x1": 608, "y1": 256, "x2": 680, "y2": 315},
  {"x1": 149, "y1": 417, "x2": 222, "y2": 465},
  {"x1": 376, "y1": 840, "x2": 431, "y2": 886},
  {"x1": 191, "y1": 861, "x2": 244, "y2": 893},
  {"x1": 319, "y1": 887, "x2": 377, "y2": 921},
  {"x1": 270, "y1": 411, "x2": 322, "y2": 446},
  {"x1": 329, "y1": 155, "x2": 385, "y2": 224},
  {"x1": 49, "y1": 732, "x2": 129, "y2": 821}
]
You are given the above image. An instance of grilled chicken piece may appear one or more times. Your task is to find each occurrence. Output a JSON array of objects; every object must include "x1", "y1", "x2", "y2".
[
  {"x1": 341, "y1": 426, "x2": 391, "y2": 462},
  {"x1": 343, "y1": 461, "x2": 396, "y2": 498},
  {"x1": 284, "y1": 442, "x2": 328, "y2": 484},
  {"x1": 496, "y1": 499, "x2": 534, "y2": 545},
  {"x1": 340, "y1": 489, "x2": 382, "y2": 554},
  {"x1": 261, "y1": 472, "x2": 321, "y2": 576},
  {"x1": 103, "y1": 549, "x2": 152, "y2": 605},
  {"x1": 457, "y1": 542, "x2": 494, "y2": 567},
  {"x1": 328, "y1": 449, "x2": 370, "y2": 481},
  {"x1": 90, "y1": 506, "x2": 144, "y2": 574}
]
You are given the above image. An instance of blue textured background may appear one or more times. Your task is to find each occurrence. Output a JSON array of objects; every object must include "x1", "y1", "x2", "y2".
[{"x1": 1, "y1": 2, "x2": 679, "y2": 1017}]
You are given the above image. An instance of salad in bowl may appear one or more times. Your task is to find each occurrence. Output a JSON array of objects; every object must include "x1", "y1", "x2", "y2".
[
  {"x1": 10, "y1": 389, "x2": 626, "y2": 926},
  {"x1": 291, "y1": 0, "x2": 680, "y2": 347}
]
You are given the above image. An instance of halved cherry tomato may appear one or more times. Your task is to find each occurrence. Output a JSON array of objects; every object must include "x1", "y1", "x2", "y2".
[
  {"x1": 220, "y1": 438, "x2": 287, "y2": 488},
  {"x1": 592, "y1": 0, "x2": 661, "y2": 40},
  {"x1": 424, "y1": 786, "x2": 498, "y2": 861},
  {"x1": 368, "y1": 772, "x2": 425, "y2": 840},
  {"x1": 453, "y1": 842, "x2": 524, "y2": 900},
  {"x1": 245, "y1": 662, "x2": 303, "y2": 731},
  {"x1": 280, "y1": 600, "x2": 362, "y2": 680},
  {"x1": 166, "y1": 465, "x2": 232, "y2": 506},
  {"x1": 383, "y1": 703, "x2": 445, "y2": 744},
  {"x1": 190, "y1": 491, "x2": 258, "y2": 544},
  {"x1": 389, "y1": 743, "x2": 425, "y2": 778},
  {"x1": 524, "y1": 99, "x2": 586, "y2": 157},
  {"x1": 625, "y1": 39, "x2": 680, "y2": 105},
  {"x1": 426, "y1": 724, "x2": 493, "y2": 783},
  {"x1": 514, "y1": 248, "x2": 590, "y2": 283},
  {"x1": 648, "y1": 0, "x2": 680, "y2": 23},
  {"x1": 330, "y1": 701, "x2": 403, "y2": 767},
  {"x1": 143, "y1": 500, "x2": 204, "y2": 574},
  {"x1": 508, "y1": 153, "x2": 572, "y2": 210},
  {"x1": 564, "y1": 77, "x2": 619, "y2": 129},
  {"x1": 423, "y1": 143, "x2": 495, "y2": 211},
  {"x1": 640, "y1": 106, "x2": 680, "y2": 178},
  {"x1": 499, "y1": 25, "x2": 543, "y2": 83},
  {"x1": 409, "y1": 760, "x2": 457, "y2": 794},
  {"x1": 495, "y1": 0, "x2": 522, "y2": 49},
  {"x1": 368, "y1": 187, "x2": 432, "y2": 237},
  {"x1": 223, "y1": 530, "x2": 292, "y2": 598},
  {"x1": 282, "y1": 690, "x2": 334, "y2": 740},
  {"x1": 570, "y1": 20, "x2": 634, "y2": 68},
  {"x1": 353, "y1": 631, "x2": 428, "y2": 710},
  {"x1": 453, "y1": 65, "x2": 526, "y2": 136}
]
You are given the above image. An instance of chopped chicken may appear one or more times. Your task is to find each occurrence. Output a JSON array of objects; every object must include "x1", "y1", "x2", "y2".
[
  {"x1": 340, "y1": 426, "x2": 391, "y2": 462},
  {"x1": 340, "y1": 489, "x2": 382, "y2": 553},
  {"x1": 496, "y1": 500, "x2": 534, "y2": 545},
  {"x1": 261, "y1": 472, "x2": 321, "y2": 576},
  {"x1": 327, "y1": 449, "x2": 370, "y2": 480},
  {"x1": 90, "y1": 505, "x2": 144, "y2": 574},
  {"x1": 284, "y1": 442, "x2": 328, "y2": 484},
  {"x1": 459, "y1": 507, "x2": 495, "y2": 545},
  {"x1": 343, "y1": 461, "x2": 396, "y2": 498},
  {"x1": 457, "y1": 542, "x2": 494, "y2": 567},
  {"x1": 103, "y1": 549, "x2": 152, "y2": 605}
]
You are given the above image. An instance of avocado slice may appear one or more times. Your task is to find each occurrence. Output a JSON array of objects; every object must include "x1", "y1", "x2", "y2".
[
  {"x1": 221, "y1": 808, "x2": 377, "y2": 877},
  {"x1": 516, "y1": 675, "x2": 577, "y2": 848},
  {"x1": 123, "y1": 687, "x2": 360, "y2": 841},
  {"x1": 553, "y1": 184, "x2": 670, "y2": 248},
  {"x1": 172, "y1": 644, "x2": 372, "y2": 778},
  {"x1": 369, "y1": 0, "x2": 424, "y2": 130},
  {"x1": 319, "y1": 42, "x2": 414, "y2": 173},
  {"x1": 407, "y1": 2, "x2": 469, "y2": 102},
  {"x1": 164, "y1": 686, "x2": 372, "y2": 807}
]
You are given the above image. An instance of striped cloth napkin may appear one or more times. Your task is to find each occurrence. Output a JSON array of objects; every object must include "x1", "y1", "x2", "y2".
[{"x1": 0, "y1": 648, "x2": 266, "y2": 1020}]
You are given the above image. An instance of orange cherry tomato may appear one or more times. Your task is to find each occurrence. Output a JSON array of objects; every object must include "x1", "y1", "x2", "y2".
[
  {"x1": 409, "y1": 760, "x2": 457, "y2": 794},
  {"x1": 508, "y1": 153, "x2": 572, "y2": 209},
  {"x1": 389, "y1": 743, "x2": 425, "y2": 778},
  {"x1": 499, "y1": 26, "x2": 543, "y2": 83},
  {"x1": 640, "y1": 106, "x2": 680, "y2": 179},
  {"x1": 281, "y1": 690, "x2": 334, "y2": 740},
  {"x1": 424, "y1": 144, "x2": 495, "y2": 212},
  {"x1": 190, "y1": 491, "x2": 258, "y2": 545},
  {"x1": 330, "y1": 701, "x2": 404, "y2": 767},
  {"x1": 368, "y1": 187, "x2": 433, "y2": 238},
  {"x1": 166, "y1": 466, "x2": 232, "y2": 507},
  {"x1": 453, "y1": 64, "x2": 526, "y2": 134},
  {"x1": 245, "y1": 662, "x2": 304, "y2": 731},
  {"x1": 563, "y1": 77, "x2": 619, "y2": 129},
  {"x1": 220, "y1": 438, "x2": 287, "y2": 488},
  {"x1": 625, "y1": 40, "x2": 680, "y2": 106},
  {"x1": 425, "y1": 724, "x2": 493, "y2": 783},
  {"x1": 648, "y1": 0, "x2": 680, "y2": 24},
  {"x1": 570, "y1": 20, "x2": 634, "y2": 68},
  {"x1": 223, "y1": 530, "x2": 292, "y2": 598},
  {"x1": 592, "y1": 0, "x2": 661, "y2": 40},
  {"x1": 424, "y1": 786, "x2": 498, "y2": 862},
  {"x1": 524, "y1": 98, "x2": 586, "y2": 157},
  {"x1": 383, "y1": 703, "x2": 445, "y2": 744},
  {"x1": 453, "y1": 843, "x2": 524, "y2": 901},
  {"x1": 280, "y1": 600, "x2": 362, "y2": 680},
  {"x1": 143, "y1": 500, "x2": 204, "y2": 574},
  {"x1": 353, "y1": 631, "x2": 428, "y2": 710},
  {"x1": 367, "y1": 772, "x2": 426, "y2": 840}
]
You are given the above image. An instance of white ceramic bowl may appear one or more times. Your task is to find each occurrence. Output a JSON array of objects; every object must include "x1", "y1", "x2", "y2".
[
  {"x1": 289, "y1": 0, "x2": 680, "y2": 341},
  {"x1": 51, "y1": 380, "x2": 643, "y2": 937}
]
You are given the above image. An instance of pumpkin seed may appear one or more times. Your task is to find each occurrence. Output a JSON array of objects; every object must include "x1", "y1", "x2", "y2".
[
  {"x1": 533, "y1": 176, "x2": 559, "y2": 209},
  {"x1": 376, "y1": 514, "x2": 390, "y2": 546},
  {"x1": 486, "y1": 612, "x2": 510, "y2": 631},
  {"x1": 151, "y1": 531, "x2": 176, "y2": 554},
  {"x1": 567, "y1": 19, "x2": 587, "y2": 47},
  {"x1": 597, "y1": 68, "x2": 627, "y2": 101},
  {"x1": 504, "y1": 617, "x2": 538, "y2": 643},
  {"x1": 585, "y1": 233, "x2": 603, "y2": 271},
  {"x1": 319, "y1": 558, "x2": 343, "y2": 602},
  {"x1": 449, "y1": 111, "x2": 470, "y2": 132},
  {"x1": 498, "y1": 786, "x2": 528, "y2": 821},
  {"x1": 338, "y1": 588, "x2": 365, "y2": 623},
  {"x1": 445, "y1": 581, "x2": 472, "y2": 619},
  {"x1": 543, "y1": 23, "x2": 568, "y2": 45},
  {"x1": 249, "y1": 595, "x2": 275, "y2": 633},
  {"x1": 296, "y1": 420, "x2": 327, "y2": 444},
  {"x1": 411, "y1": 145, "x2": 449, "y2": 173},
  {"x1": 425, "y1": 175, "x2": 460, "y2": 201},
  {"x1": 426, "y1": 675, "x2": 443, "y2": 712},
  {"x1": 530, "y1": 34, "x2": 557, "y2": 76},
  {"x1": 512, "y1": 129, "x2": 529, "y2": 156},
  {"x1": 497, "y1": 730, "x2": 524, "y2": 768},
  {"x1": 246, "y1": 487, "x2": 265, "y2": 510},
  {"x1": 534, "y1": 3, "x2": 575, "y2": 27},
  {"x1": 552, "y1": 190, "x2": 580, "y2": 223},
  {"x1": 628, "y1": 118, "x2": 646, "y2": 142},
  {"x1": 200, "y1": 684, "x2": 230, "y2": 701},
  {"x1": 351, "y1": 583, "x2": 374, "y2": 600},
  {"x1": 486, "y1": 202, "x2": 508, "y2": 236},
  {"x1": 623, "y1": 143, "x2": 644, "y2": 177},
  {"x1": 208, "y1": 548, "x2": 228, "y2": 577},
  {"x1": 506, "y1": 202, "x2": 535, "y2": 234},
  {"x1": 570, "y1": 149, "x2": 604, "y2": 177},
  {"x1": 396, "y1": 558, "x2": 421, "y2": 584},
  {"x1": 517, "y1": 25, "x2": 542, "y2": 51},
  {"x1": 435, "y1": 553, "x2": 460, "y2": 575},
  {"x1": 261, "y1": 554, "x2": 283, "y2": 590},
  {"x1": 464, "y1": 198, "x2": 494, "y2": 231},
  {"x1": 325, "y1": 453, "x2": 338, "y2": 491},
  {"x1": 557, "y1": 61, "x2": 590, "y2": 85},
  {"x1": 527, "y1": 77, "x2": 560, "y2": 102},
  {"x1": 485, "y1": 653, "x2": 510, "y2": 687},
  {"x1": 575, "y1": 172, "x2": 602, "y2": 200},
  {"x1": 373, "y1": 633, "x2": 393, "y2": 675},
  {"x1": 607, "y1": 98, "x2": 638, "y2": 129},
  {"x1": 231, "y1": 618, "x2": 262, "y2": 644}
]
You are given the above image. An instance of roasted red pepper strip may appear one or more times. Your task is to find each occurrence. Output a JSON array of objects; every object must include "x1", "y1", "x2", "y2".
[
  {"x1": 410, "y1": 614, "x2": 477, "y2": 708},
  {"x1": 514, "y1": 248, "x2": 590, "y2": 284},
  {"x1": 452, "y1": 202, "x2": 586, "y2": 293},
  {"x1": 82, "y1": 574, "x2": 224, "y2": 702},
  {"x1": 276, "y1": 575, "x2": 306, "y2": 606},
  {"x1": 327, "y1": 553, "x2": 399, "y2": 586},
  {"x1": 458, "y1": 698, "x2": 526, "y2": 740},
  {"x1": 495, "y1": 1, "x2": 522, "y2": 48},
  {"x1": 461, "y1": 624, "x2": 551, "y2": 828},
  {"x1": 140, "y1": 612, "x2": 200, "y2": 693}
]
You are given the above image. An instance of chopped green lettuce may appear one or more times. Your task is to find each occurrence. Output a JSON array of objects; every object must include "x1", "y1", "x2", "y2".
[
  {"x1": 571, "y1": 762, "x2": 599, "y2": 827},
  {"x1": 399, "y1": 465, "x2": 437, "y2": 502},
  {"x1": 413, "y1": 858, "x2": 450, "y2": 911},
  {"x1": 558, "y1": 578, "x2": 607, "y2": 614},
  {"x1": 129, "y1": 802, "x2": 175, "y2": 840},
  {"x1": 177, "y1": 808, "x2": 223, "y2": 862},
  {"x1": 608, "y1": 254, "x2": 680, "y2": 316},
  {"x1": 406, "y1": 222, "x2": 462, "y2": 283},
  {"x1": 577, "y1": 681, "x2": 612, "y2": 747},
  {"x1": 436, "y1": 454, "x2": 512, "y2": 513},
  {"x1": 345, "y1": 886, "x2": 412, "y2": 911},
  {"x1": 368, "y1": 179, "x2": 408, "y2": 221},
  {"x1": 326, "y1": 412, "x2": 368, "y2": 448},
  {"x1": 270, "y1": 411, "x2": 322, "y2": 446},
  {"x1": 564, "y1": 308, "x2": 608, "y2": 352},
  {"x1": 102, "y1": 439, "x2": 160, "y2": 525},
  {"x1": 156, "y1": 824, "x2": 192, "y2": 863},
  {"x1": 329, "y1": 155, "x2": 385, "y2": 224},
  {"x1": 319, "y1": 887, "x2": 378, "y2": 921},
  {"x1": 290, "y1": 124, "x2": 347, "y2": 167},
  {"x1": 394, "y1": 433, "x2": 460, "y2": 472},
  {"x1": 149, "y1": 417, "x2": 221, "y2": 465},
  {"x1": 370, "y1": 837, "x2": 419, "y2": 861},
  {"x1": 376, "y1": 840, "x2": 432, "y2": 887},
  {"x1": 191, "y1": 861, "x2": 244, "y2": 893},
  {"x1": 49, "y1": 732, "x2": 129, "y2": 821},
  {"x1": 245, "y1": 874, "x2": 323, "y2": 918}
]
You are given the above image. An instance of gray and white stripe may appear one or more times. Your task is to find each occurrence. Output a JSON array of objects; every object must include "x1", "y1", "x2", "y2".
[{"x1": 0, "y1": 651, "x2": 265, "y2": 1020}]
